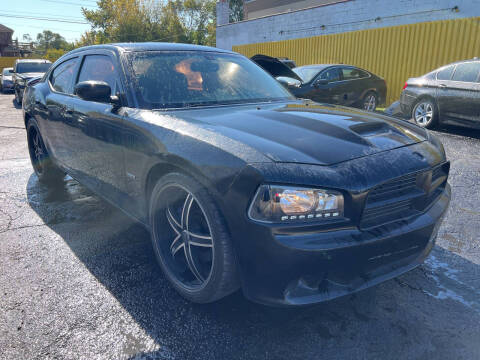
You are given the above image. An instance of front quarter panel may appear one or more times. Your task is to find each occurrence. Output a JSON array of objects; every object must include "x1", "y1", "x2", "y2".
[{"x1": 121, "y1": 109, "x2": 271, "y2": 223}]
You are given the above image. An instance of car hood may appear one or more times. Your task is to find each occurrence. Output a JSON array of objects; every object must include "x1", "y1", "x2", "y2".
[
  {"x1": 251, "y1": 54, "x2": 303, "y2": 82},
  {"x1": 171, "y1": 102, "x2": 428, "y2": 166},
  {"x1": 17, "y1": 72, "x2": 45, "y2": 79}
]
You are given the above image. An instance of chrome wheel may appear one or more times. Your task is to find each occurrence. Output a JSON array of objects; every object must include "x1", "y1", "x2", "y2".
[
  {"x1": 153, "y1": 185, "x2": 214, "y2": 289},
  {"x1": 363, "y1": 93, "x2": 377, "y2": 111},
  {"x1": 414, "y1": 101, "x2": 434, "y2": 126}
]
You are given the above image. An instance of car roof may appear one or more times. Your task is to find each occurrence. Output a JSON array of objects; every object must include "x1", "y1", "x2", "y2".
[
  {"x1": 2, "y1": 67, "x2": 13, "y2": 70},
  {"x1": 15, "y1": 59, "x2": 51, "y2": 63},
  {"x1": 67, "y1": 42, "x2": 236, "y2": 55}
]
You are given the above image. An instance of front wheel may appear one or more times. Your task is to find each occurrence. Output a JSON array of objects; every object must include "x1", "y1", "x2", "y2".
[
  {"x1": 362, "y1": 92, "x2": 377, "y2": 112},
  {"x1": 412, "y1": 99, "x2": 438, "y2": 129},
  {"x1": 26, "y1": 119, "x2": 64, "y2": 185},
  {"x1": 149, "y1": 173, "x2": 239, "y2": 303}
]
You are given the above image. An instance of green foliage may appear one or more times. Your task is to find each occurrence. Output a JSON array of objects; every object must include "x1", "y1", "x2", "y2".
[
  {"x1": 44, "y1": 48, "x2": 67, "y2": 62},
  {"x1": 79, "y1": 0, "x2": 216, "y2": 47},
  {"x1": 229, "y1": 0, "x2": 244, "y2": 23},
  {"x1": 35, "y1": 30, "x2": 73, "y2": 55}
]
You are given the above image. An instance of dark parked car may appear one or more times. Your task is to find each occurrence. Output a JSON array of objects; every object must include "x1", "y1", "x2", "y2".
[
  {"x1": 13, "y1": 59, "x2": 51, "y2": 104},
  {"x1": 252, "y1": 55, "x2": 386, "y2": 111},
  {"x1": 400, "y1": 59, "x2": 480, "y2": 129},
  {"x1": 23, "y1": 43, "x2": 450, "y2": 306},
  {"x1": 1, "y1": 67, "x2": 14, "y2": 93}
]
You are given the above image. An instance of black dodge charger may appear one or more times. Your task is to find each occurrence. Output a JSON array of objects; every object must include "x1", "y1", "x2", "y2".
[{"x1": 23, "y1": 43, "x2": 450, "y2": 306}]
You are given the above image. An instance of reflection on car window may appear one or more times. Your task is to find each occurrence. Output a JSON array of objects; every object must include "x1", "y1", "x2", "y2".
[
  {"x1": 437, "y1": 65, "x2": 455, "y2": 80},
  {"x1": 341, "y1": 68, "x2": 367, "y2": 80},
  {"x1": 320, "y1": 68, "x2": 340, "y2": 82},
  {"x1": 16, "y1": 62, "x2": 51, "y2": 73},
  {"x1": 128, "y1": 51, "x2": 293, "y2": 109},
  {"x1": 292, "y1": 66, "x2": 326, "y2": 83},
  {"x1": 451, "y1": 62, "x2": 480, "y2": 82},
  {"x1": 50, "y1": 58, "x2": 78, "y2": 94},
  {"x1": 78, "y1": 55, "x2": 117, "y2": 95}
]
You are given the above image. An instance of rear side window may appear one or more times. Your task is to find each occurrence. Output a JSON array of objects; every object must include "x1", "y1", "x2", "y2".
[
  {"x1": 451, "y1": 62, "x2": 480, "y2": 82},
  {"x1": 50, "y1": 58, "x2": 78, "y2": 94},
  {"x1": 78, "y1": 55, "x2": 117, "y2": 95},
  {"x1": 437, "y1": 65, "x2": 455, "y2": 80},
  {"x1": 319, "y1": 68, "x2": 340, "y2": 82},
  {"x1": 341, "y1": 67, "x2": 369, "y2": 80}
]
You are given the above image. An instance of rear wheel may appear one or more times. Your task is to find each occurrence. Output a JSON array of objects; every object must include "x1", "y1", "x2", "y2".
[
  {"x1": 149, "y1": 172, "x2": 239, "y2": 303},
  {"x1": 412, "y1": 99, "x2": 438, "y2": 129},
  {"x1": 26, "y1": 119, "x2": 64, "y2": 185},
  {"x1": 362, "y1": 92, "x2": 377, "y2": 111},
  {"x1": 15, "y1": 88, "x2": 22, "y2": 104}
]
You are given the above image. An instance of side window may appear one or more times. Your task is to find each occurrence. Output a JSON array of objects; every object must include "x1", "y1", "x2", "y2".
[
  {"x1": 78, "y1": 55, "x2": 117, "y2": 95},
  {"x1": 437, "y1": 65, "x2": 455, "y2": 81},
  {"x1": 341, "y1": 67, "x2": 368, "y2": 80},
  {"x1": 50, "y1": 58, "x2": 78, "y2": 94},
  {"x1": 319, "y1": 68, "x2": 340, "y2": 82},
  {"x1": 451, "y1": 62, "x2": 480, "y2": 82}
]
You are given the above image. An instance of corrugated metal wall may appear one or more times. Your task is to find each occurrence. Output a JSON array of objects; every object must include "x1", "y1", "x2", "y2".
[{"x1": 233, "y1": 17, "x2": 480, "y2": 106}]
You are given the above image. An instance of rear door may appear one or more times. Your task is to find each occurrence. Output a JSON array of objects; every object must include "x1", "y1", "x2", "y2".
[
  {"x1": 43, "y1": 57, "x2": 80, "y2": 167},
  {"x1": 436, "y1": 61, "x2": 480, "y2": 125},
  {"x1": 69, "y1": 52, "x2": 129, "y2": 205},
  {"x1": 338, "y1": 66, "x2": 370, "y2": 106}
]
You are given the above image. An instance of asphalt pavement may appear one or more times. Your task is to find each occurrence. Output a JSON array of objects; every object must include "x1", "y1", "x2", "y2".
[{"x1": 0, "y1": 93, "x2": 479, "y2": 360}]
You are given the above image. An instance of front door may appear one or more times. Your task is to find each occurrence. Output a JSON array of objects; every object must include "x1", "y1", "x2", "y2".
[
  {"x1": 68, "y1": 53, "x2": 128, "y2": 205},
  {"x1": 310, "y1": 67, "x2": 342, "y2": 104}
]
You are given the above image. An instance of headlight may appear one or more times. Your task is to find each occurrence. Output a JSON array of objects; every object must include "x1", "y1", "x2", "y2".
[{"x1": 248, "y1": 184, "x2": 344, "y2": 223}]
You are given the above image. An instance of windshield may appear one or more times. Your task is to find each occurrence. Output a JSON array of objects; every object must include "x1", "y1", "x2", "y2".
[
  {"x1": 16, "y1": 62, "x2": 51, "y2": 74},
  {"x1": 293, "y1": 66, "x2": 327, "y2": 83},
  {"x1": 127, "y1": 51, "x2": 294, "y2": 109}
]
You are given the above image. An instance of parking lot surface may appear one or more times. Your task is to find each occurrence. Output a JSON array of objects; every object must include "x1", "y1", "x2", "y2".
[{"x1": 0, "y1": 93, "x2": 479, "y2": 360}]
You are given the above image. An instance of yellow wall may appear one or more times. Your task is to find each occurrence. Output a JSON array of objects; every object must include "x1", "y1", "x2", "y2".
[
  {"x1": 233, "y1": 17, "x2": 480, "y2": 106},
  {"x1": 0, "y1": 57, "x2": 19, "y2": 72}
]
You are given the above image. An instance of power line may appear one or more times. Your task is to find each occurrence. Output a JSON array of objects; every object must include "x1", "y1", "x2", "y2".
[
  {"x1": 39, "y1": 0, "x2": 97, "y2": 7},
  {"x1": 0, "y1": 10, "x2": 85, "y2": 21},
  {"x1": 0, "y1": 13, "x2": 89, "y2": 24}
]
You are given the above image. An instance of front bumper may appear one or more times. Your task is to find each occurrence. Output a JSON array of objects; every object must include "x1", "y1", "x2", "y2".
[{"x1": 237, "y1": 184, "x2": 450, "y2": 306}]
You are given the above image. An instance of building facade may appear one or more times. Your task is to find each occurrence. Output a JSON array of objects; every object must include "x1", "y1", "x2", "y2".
[{"x1": 216, "y1": 0, "x2": 480, "y2": 50}]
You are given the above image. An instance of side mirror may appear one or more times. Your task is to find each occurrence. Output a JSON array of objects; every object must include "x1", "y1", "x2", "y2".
[
  {"x1": 74, "y1": 81, "x2": 112, "y2": 103},
  {"x1": 315, "y1": 79, "x2": 329, "y2": 86}
]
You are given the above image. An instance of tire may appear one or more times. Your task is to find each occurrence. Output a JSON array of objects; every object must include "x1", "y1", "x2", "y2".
[
  {"x1": 362, "y1": 91, "x2": 377, "y2": 111},
  {"x1": 149, "y1": 172, "x2": 239, "y2": 303},
  {"x1": 412, "y1": 98, "x2": 438, "y2": 129},
  {"x1": 15, "y1": 88, "x2": 22, "y2": 105},
  {"x1": 26, "y1": 118, "x2": 64, "y2": 185}
]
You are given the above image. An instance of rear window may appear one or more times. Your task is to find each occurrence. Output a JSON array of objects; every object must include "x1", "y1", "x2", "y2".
[
  {"x1": 16, "y1": 62, "x2": 51, "y2": 74},
  {"x1": 437, "y1": 65, "x2": 455, "y2": 80},
  {"x1": 451, "y1": 62, "x2": 480, "y2": 82},
  {"x1": 341, "y1": 67, "x2": 369, "y2": 80}
]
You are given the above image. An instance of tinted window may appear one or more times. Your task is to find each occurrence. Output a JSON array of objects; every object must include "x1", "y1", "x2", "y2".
[
  {"x1": 319, "y1": 68, "x2": 340, "y2": 82},
  {"x1": 78, "y1": 55, "x2": 117, "y2": 95},
  {"x1": 341, "y1": 67, "x2": 369, "y2": 80},
  {"x1": 16, "y1": 62, "x2": 51, "y2": 73},
  {"x1": 437, "y1": 65, "x2": 455, "y2": 80},
  {"x1": 128, "y1": 51, "x2": 293, "y2": 109},
  {"x1": 50, "y1": 58, "x2": 78, "y2": 94},
  {"x1": 451, "y1": 62, "x2": 480, "y2": 82}
]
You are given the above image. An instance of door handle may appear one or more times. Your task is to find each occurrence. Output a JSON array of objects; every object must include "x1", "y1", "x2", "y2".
[{"x1": 439, "y1": 83, "x2": 447, "y2": 87}]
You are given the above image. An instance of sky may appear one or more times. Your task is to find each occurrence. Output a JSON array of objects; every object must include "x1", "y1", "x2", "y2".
[{"x1": 0, "y1": 0, "x2": 98, "y2": 43}]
